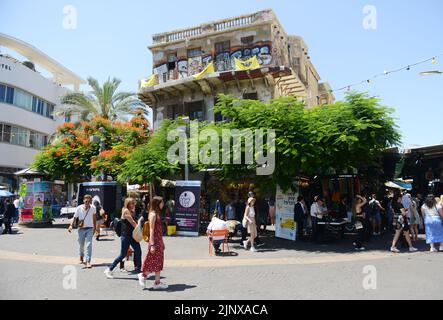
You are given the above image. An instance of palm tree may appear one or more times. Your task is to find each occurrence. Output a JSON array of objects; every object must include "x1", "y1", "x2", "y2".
[{"x1": 56, "y1": 77, "x2": 147, "y2": 121}]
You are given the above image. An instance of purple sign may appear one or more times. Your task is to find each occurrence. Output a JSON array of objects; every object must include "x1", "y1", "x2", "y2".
[{"x1": 174, "y1": 180, "x2": 201, "y2": 237}]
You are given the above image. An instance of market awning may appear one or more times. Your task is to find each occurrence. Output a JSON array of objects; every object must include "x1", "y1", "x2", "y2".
[
  {"x1": 0, "y1": 190, "x2": 14, "y2": 197},
  {"x1": 384, "y1": 181, "x2": 412, "y2": 190},
  {"x1": 14, "y1": 168, "x2": 48, "y2": 176}
]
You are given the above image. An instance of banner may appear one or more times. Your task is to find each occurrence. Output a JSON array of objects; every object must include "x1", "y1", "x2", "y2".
[
  {"x1": 19, "y1": 184, "x2": 27, "y2": 197},
  {"x1": 33, "y1": 206, "x2": 43, "y2": 222},
  {"x1": 174, "y1": 180, "x2": 201, "y2": 237},
  {"x1": 140, "y1": 74, "x2": 157, "y2": 88},
  {"x1": 192, "y1": 62, "x2": 215, "y2": 80},
  {"x1": 275, "y1": 185, "x2": 297, "y2": 241},
  {"x1": 234, "y1": 56, "x2": 260, "y2": 71}
]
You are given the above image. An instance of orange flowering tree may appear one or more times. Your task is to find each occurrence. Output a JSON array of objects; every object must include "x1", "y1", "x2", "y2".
[{"x1": 32, "y1": 112, "x2": 151, "y2": 182}]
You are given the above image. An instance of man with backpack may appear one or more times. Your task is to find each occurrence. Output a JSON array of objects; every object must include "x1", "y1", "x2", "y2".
[{"x1": 369, "y1": 193, "x2": 385, "y2": 236}]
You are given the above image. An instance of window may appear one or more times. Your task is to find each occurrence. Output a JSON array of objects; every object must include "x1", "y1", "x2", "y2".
[
  {"x1": 14, "y1": 89, "x2": 32, "y2": 111},
  {"x1": 11, "y1": 126, "x2": 19, "y2": 145},
  {"x1": 186, "y1": 101, "x2": 204, "y2": 122},
  {"x1": 187, "y1": 48, "x2": 202, "y2": 58},
  {"x1": 32, "y1": 97, "x2": 37, "y2": 112},
  {"x1": 2, "y1": 125, "x2": 11, "y2": 142},
  {"x1": 215, "y1": 41, "x2": 230, "y2": 54},
  {"x1": 0, "y1": 84, "x2": 5, "y2": 102},
  {"x1": 241, "y1": 36, "x2": 254, "y2": 46},
  {"x1": 6, "y1": 86, "x2": 14, "y2": 104},
  {"x1": 243, "y1": 92, "x2": 258, "y2": 100},
  {"x1": 29, "y1": 131, "x2": 36, "y2": 148}
]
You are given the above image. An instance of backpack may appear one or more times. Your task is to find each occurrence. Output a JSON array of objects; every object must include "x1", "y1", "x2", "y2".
[{"x1": 111, "y1": 217, "x2": 122, "y2": 237}]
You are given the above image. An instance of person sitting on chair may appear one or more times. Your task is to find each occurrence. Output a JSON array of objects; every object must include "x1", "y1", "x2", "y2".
[{"x1": 207, "y1": 215, "x2": 228, "y2": 255}]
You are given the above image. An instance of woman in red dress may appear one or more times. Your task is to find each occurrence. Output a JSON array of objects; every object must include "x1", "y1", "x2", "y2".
[{"x1": 138, "y1": 196, "x2": 167, "y2": 290}]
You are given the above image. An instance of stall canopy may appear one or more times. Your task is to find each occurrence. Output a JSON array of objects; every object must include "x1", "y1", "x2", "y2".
[
  {"x1": 0, "y1": 190, "x2": 14, "y2": 197},
  {"x1": 14, "y1": 168, "x2": 48, "y2": 177},
  {"x1": 385, "y1": 181, "x2": 412, "y2": 190}
]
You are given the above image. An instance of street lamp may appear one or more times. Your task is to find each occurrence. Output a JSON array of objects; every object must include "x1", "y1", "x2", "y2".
[
  {"x1": 90, "y1": 127, "x2": 108, "y2": 181},
  {"x1": 177, "y1": 117, "x2": 190, "y2": 181},
  {"x1": 419, "y1": 70, "x2": 442, "y2": 76}
]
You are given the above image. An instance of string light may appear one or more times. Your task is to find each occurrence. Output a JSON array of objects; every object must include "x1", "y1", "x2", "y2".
[
  {"x1": 432, "y1": 57, "x2": 436, "y2": 64},
  {"x1": 290, "y1": 53, "x2": 443, "y2": 103}
]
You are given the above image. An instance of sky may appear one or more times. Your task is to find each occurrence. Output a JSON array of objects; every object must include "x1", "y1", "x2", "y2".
[{"x1": 1, "y1": 0, "x2": 442, "y2": 148}]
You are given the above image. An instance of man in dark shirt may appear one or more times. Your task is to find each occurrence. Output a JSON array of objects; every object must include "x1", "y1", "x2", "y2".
[
  {"x1": 3, "y1": 199, "x2": 15, "y2": 234},
  {"x1": 294, "y1": 196, "x2": 307, "y2": 240}
]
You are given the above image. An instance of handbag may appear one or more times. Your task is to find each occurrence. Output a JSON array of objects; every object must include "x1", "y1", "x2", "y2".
[
  {"x1": 132, "y1": 217, "x2": 144, "y2": 243},
  {"x1": 242, "y1": 216, "x2": 248, "y2": 228},
  {"x1": 354, "y1": 221, "x2": 363, "y2": 230},
  {"x1": 77, "y1": 207, "x2": 91, "y2": 229}
]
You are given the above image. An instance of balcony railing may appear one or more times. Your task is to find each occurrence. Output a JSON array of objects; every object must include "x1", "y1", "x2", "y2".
[
  {"x1": 152, "y1": 10, "x2": 273, "y2": 45},
  {"x1": 214, "y1": 15, "x2": 256, "y2": 31}
]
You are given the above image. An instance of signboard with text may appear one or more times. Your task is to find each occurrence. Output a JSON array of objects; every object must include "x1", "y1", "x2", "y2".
[
  {"x1": 174, "y1": 180, "x2": 201, "y2": 237},
  {"x1": 275, "y1": 185, "x2": 297, "y2": 241}
]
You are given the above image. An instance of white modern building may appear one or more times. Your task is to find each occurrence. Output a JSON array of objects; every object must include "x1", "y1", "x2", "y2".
[{"x1": 0, "y1": 33, "x2": 85, "y2": 191}]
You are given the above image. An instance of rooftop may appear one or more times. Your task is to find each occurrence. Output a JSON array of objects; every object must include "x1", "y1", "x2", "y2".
[
  {"x1": 0, "y1": 33, "x2": 85, "y2": 87},
  {"x1": 150, "y1": 9, "x2": 279, "y2": 48}
]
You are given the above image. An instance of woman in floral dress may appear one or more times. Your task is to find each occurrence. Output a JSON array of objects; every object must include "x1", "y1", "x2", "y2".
[{"x1": 138, "y1": 196, "x2": 167, "y2": 290}]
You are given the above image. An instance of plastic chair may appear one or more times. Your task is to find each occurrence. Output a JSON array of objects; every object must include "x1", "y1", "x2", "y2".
[{"x1": 208, "y1": 229, "x2": 230, "y2": 256}]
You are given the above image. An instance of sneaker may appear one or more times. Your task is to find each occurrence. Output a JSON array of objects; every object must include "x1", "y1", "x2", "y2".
[
  {"x1": 152, "y1": 282, "x2": 168, "y2": 290},
  {"x1": 390, "y1": 247, "x2": 400, "y2": 253},
  {"x1": 137, "y1": 273, "x2": 146, "y2": 287},
  {"x1": 250, "y1": 246, "x2": 258, "y2": 252},
  {"x1": 243, "y1": 240, "x2": 248, "y2": 250},
  {"x1": 104, "y1": 268, "x2": 114, "y2": 279},
  {"x1": 430, "y1": 247, "x2": 438, "y2": 253},
  {"x1": 409, "y1": 247, "x2": 418, "y2": 252},
  {"x1": 85, "y1": 262, "x2": 92, "y2": 269},
  {"x1": 354, "y1": 247, "x2": 366, "y2": 251},
  {"x1": 372, "y1": 232, "x2": 377, "y2": 236},
  {"x1": 120, "y1": 268, "x2": 127, "y2": 273}
]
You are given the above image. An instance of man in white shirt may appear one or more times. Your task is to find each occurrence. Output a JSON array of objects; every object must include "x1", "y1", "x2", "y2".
[
  {"x1": 68, "y1": 194, "x2": 96, "y2": 268},
  {"x1": 207, "y1": 216, "x2": 228, "y2": 255},
  {"x1": 310, "y1": 196, "x2": 326, "y2": 241},
  {"x1": 13, "y1": 197, "x2": 20, "y2": 223}
]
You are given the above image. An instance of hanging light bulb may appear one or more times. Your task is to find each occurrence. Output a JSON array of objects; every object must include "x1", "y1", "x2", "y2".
[
  {"x1": 406, "y1": 66, "x2": 411, "y2": 71},
  {"x1": 367, "y1": 79, "x2": 371, "y2": 85},
  {"x1": 383, "y1": 70, "x2": 388, "y2": 75},
  {"x1": 347, "y1": 86, "x2": 351, "y2": 91},
  {"x1": 431, "y1": 57, "x2": 436, "y2": 64}
]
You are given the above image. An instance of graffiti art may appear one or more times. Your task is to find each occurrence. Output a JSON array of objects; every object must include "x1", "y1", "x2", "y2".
[
  {"x1": 177, "y1": 60, "x2": 188, "y2": 78},
  {"x1": 215, "y1": 52, "x2": 231, "y2": 72},
  {"x1": 188, "y1": 56, "x2": 202, "y2": 76}
]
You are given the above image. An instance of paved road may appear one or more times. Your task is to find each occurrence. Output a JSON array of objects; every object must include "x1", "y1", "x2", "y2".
[{"x1": 1, "y1": 221, "x2": 442, "y2": 300}]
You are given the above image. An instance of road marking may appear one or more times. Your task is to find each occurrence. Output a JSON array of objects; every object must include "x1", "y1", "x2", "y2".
[{"x1": 0, "y1": 249, "x2": 419, "y2": 268}]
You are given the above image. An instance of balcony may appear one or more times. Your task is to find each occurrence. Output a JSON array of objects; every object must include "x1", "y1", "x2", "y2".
[{"x1": 151, "y1": 9, "x2": 274, "y2": 46}]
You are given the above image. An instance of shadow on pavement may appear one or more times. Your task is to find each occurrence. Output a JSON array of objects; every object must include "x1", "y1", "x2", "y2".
[
  {"x1": 143, "y1": 284, "x2": 197, "y2": 292},
  {"x1": 228, "y1": 230, "x2": 429, "y2": 254}
]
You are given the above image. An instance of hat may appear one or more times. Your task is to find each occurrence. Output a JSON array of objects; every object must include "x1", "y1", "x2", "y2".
[{"x1": 247, "y1": 197, "x2": 255, "y2": 205}]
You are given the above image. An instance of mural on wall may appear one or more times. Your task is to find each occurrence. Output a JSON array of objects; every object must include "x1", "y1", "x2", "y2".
[
  {"x1": 215, "y1": 52, "x2": 231, "y2": 72},
  {"x1": 177, "y1": 59, "x2": 188, "y2": 78},
  {"x1": 154, "y1": 63, "x2": 168, "y2": 84},
  {"x1": 188, "y1": 56, "x2": 202, "y2": 76},
  {"x1": 229, "y1": 44, "x2": 273, "y2": 70},
  {"x1": 202, "y1": 55, "x2": 213, "y2": 68}
]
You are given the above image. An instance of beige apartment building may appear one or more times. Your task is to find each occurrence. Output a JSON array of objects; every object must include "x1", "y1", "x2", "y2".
[{"x1": 138, "y1": 9, "x2": 334, "y2": 128}]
